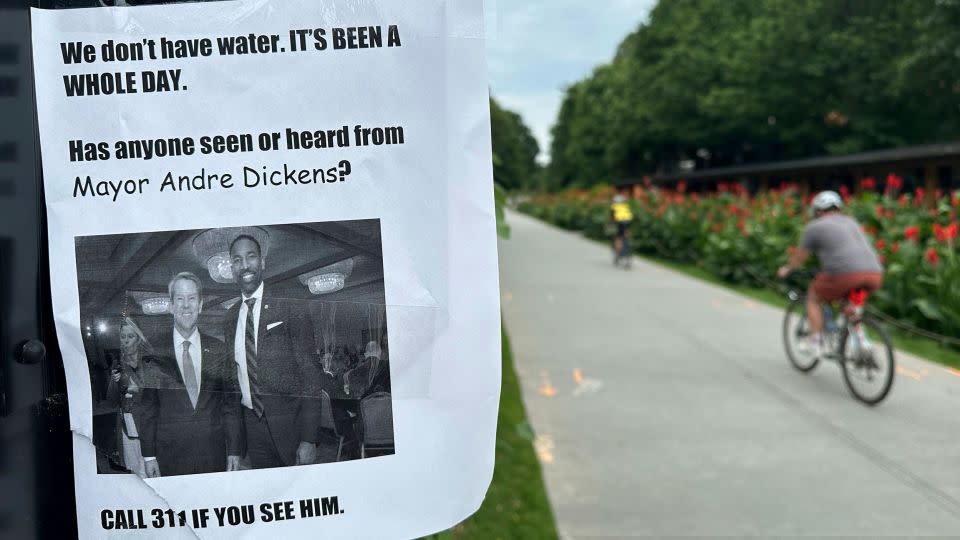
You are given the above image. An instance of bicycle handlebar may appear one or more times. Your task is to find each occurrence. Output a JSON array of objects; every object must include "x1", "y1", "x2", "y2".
[
  {"x1": 781, "y1": 268, "x2": 817, "y2": 295},
  {"x1": 785, "y1": 269, "x2": 817, "y2": 281}
]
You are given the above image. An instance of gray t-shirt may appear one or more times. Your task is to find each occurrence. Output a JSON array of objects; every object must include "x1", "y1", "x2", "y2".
[{"x1": 800, "y1": 213, "x2": 883, "y2": 275}]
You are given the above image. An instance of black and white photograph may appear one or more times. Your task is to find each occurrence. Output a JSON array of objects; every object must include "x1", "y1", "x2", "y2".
[{"x1": 78, "y1": 220, "x2": 395, "y2": 477}]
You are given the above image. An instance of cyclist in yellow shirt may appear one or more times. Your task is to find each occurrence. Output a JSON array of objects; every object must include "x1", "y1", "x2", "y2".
[{"x1": 610, "y1": 192, "x2": 634, "y2": 268}]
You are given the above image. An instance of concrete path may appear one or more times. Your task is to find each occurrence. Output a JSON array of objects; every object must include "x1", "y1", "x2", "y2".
[{"x1": 499, "y1": 209, "x2": 960, "y2": 538}]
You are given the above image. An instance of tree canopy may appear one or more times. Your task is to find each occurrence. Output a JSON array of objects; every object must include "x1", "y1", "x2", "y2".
[
  {"x1": 548, "y1": 0, "x2": 960, "y2": 190},
  {"x1": 490, "y1": 96, "x2": 540, "y2": 191}
]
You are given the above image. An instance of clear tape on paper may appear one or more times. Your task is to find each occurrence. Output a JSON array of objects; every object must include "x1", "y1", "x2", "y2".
[{"x1": 35, "y1": 0, "x2": 488, "y2": 41}]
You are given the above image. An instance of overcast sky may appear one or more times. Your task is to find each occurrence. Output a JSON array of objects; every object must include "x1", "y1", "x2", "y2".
[{"x1": 485, "y1": 0, "x2": 656, "y2": 162}]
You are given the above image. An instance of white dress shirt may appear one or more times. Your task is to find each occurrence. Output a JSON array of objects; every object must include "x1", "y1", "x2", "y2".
[
  {"x1": 234, "y1": 282, "x2": 264, "y2": 411},
  {"x1": 173, "y1": 327, "x2": 203, "y2": 397}
]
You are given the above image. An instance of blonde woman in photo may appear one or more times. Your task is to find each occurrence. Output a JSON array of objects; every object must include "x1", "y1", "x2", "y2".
[{"x1": 106, "y1": 316, "x2": 152, "y2": 478}]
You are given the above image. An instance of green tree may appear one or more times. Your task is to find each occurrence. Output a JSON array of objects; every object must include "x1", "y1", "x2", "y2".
[
  {"x1": 547, "y1": 0, "x2": 957, "y2": 190},
  {"x1": 490, "y1": 97, "x2": 540, "y2": 191}
]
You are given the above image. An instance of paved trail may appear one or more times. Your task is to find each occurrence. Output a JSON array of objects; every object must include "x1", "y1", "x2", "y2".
[{"x1": 499, "y1": 209, "x2": 960, "y2": 538}]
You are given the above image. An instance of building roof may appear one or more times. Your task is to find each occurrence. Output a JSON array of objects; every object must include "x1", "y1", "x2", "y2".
[{"x1": 633, "y1": 140, "x2": 960, "y2": 185}]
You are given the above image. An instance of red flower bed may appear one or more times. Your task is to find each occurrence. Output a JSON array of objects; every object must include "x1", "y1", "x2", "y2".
[{"x1": 519, "y1": 177, "x2": 960, "y2": 338}]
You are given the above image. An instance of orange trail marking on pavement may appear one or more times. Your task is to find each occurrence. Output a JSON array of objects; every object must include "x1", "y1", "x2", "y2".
[
  {"x1": 539, "y1": 384, "x2": 557, "y2": 397},
  {"x1": 539, "y1": 370, "x2": 557, "y2": 397},
  {"x1": 534, "y1": 435, "x2": 555, "y2": 464},
  {"x1": 896, "y1": 366, "x2": 923, "y2": 381}
]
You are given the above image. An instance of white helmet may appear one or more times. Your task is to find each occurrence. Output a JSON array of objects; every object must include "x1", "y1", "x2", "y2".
[{"x1": 811, "y1": 190, "x2": 843, "y2": 216}]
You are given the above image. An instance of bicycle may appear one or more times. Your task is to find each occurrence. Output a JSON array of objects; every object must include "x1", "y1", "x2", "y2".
[
  {"x1": 781, "y1": 272, "x2": 895, "y2": 405},
  {"x1": 610, "y1": 222, "x2": 632, "y2": 269}
]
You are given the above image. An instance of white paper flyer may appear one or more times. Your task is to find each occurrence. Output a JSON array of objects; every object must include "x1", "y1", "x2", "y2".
[{"x1": 30, "y1": 0, "x2": 500, "y2": 537}]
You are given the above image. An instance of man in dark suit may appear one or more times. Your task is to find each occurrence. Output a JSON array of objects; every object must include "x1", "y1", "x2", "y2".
[
  {"x1": 226, "y1": 234, "x2": 322, "y2": 468},
  {"x1": 140, "y1": 272, "x2": 242, "y2": 477}
]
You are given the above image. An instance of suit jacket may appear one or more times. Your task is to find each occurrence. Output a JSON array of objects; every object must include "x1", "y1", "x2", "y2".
[
  {"x1": 368, "y1": 356, "x2": 391, "y2": 395},
  {"x1": 225, "y1": 290, "x2": 322, "y2": 465},
  {"x1": 317, "y1": 368, "x2": 345, "y2": 400},
  {"x1": 345, "y1": 355, "x2": 391, "y2": 398},
  {"x1": 139, "y1": 330, "x2": 241, "y2": 476}
]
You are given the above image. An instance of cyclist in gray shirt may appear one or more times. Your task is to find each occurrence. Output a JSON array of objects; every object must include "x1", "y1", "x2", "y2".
[{"x1": 778, "y1": 190, "x2": 884, "y2": 356}]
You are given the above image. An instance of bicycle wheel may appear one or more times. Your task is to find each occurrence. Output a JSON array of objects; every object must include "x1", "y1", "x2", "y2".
[
  {"x1": 782, "y1": 296, "x2": 819, "y2": 372},
  {"x1": 839, "y1": 316, "x2": 895, "y2": 406}
]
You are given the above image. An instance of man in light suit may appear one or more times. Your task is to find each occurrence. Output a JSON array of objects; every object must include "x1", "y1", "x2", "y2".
[
  {"x1": 140, "y1": 272, "x2": 242, "y2": 477},
  {"x1": 226, "y1": 234, "x2": 322, "y2": 468}
]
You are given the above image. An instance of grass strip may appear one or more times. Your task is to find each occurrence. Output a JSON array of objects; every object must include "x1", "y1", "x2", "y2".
[
  {"x1": 425, "y1": 327, "x2": 559, "y2": 540},
  {"x1": 640, "y1": 254, "x2": 960, "y2": 370}
]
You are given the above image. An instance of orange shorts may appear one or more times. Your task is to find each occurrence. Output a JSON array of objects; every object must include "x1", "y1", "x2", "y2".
[{"x1": 812, "y1": 272, "x2": 882, "y2": 302}]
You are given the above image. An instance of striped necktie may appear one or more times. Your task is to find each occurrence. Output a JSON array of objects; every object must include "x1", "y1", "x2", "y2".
[
  {"x1": 245, "y1": 298, "x2": 265, "y2": 417},
  {"x1": 182, "y1": 340, "x2": 199, "y2": 408}
]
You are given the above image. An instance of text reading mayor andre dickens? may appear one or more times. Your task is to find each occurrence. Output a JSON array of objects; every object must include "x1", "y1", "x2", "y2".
[{"x1": 69, "y1": 124, "x2": 405, "y2": 202}]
